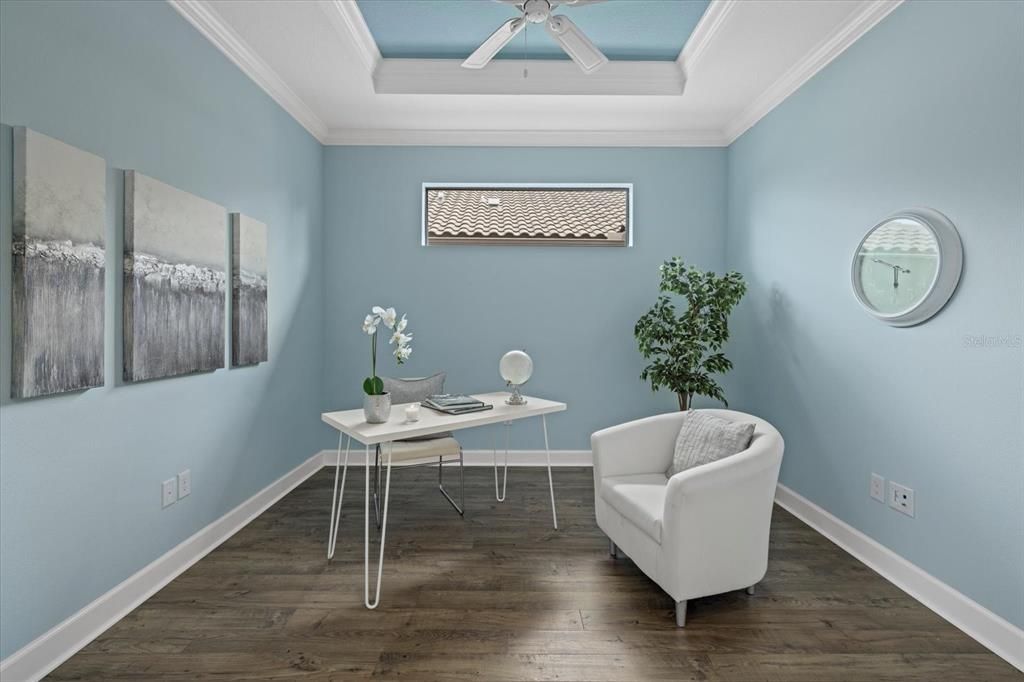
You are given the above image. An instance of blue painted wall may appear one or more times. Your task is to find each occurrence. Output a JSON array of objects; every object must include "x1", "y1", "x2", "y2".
[
  {"x1": 322, "y1": 147, "x2": 728, "y2": 451},
  {"x1": 0, "y1": 0, "x2": 325, "y2": 657},
  {"x1": 4, "y1": 0, "x2": 1021, "y2": 663},
  {"x1": 725, "y1": 0, "x2": 1024, "y2": 627}
]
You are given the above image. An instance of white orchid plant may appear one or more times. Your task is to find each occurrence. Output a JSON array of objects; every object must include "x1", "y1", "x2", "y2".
[{"x1": 362, "y1": 306, "x2": 412, "y2": 396}]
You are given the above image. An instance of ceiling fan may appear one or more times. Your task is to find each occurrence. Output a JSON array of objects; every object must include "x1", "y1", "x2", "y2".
[{"x1": 461, "y1": 0, "x2": 609, "y2": 74}]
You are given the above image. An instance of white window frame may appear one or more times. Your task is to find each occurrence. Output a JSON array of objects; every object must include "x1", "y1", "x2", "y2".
[{"x1": 421, "y1": 182, "x2": 634, "y2": 247}]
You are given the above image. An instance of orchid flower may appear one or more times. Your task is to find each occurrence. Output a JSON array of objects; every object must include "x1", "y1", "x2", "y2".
[
  {"x1": 372, "y1": 306, "x2": 397, "y2": 329},
  {"x1": 390, "y1": 331, "x2": 412, "y2": 347},
  {"x1": 363, "y1": 306, "x2": 413, "y2": 391}
]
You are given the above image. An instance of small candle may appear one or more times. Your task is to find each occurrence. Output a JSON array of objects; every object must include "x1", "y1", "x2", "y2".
[{"x1": 405, "y1": 403, "x2": 420, "y2": 422}]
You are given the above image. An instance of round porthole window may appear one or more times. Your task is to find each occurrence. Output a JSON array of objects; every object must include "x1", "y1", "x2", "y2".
[{"x1": 851, "y1": 208, "x2": 963, "y2": 327}]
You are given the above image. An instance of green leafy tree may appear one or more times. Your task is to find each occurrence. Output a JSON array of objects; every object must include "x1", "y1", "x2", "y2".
[{"x1": 634, "y1": 258, "x2": 747, "y2": 411}]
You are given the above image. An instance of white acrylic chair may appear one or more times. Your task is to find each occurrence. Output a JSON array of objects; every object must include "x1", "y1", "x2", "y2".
[{"x1": 591, "y1": 409, "x2": 784, "y2": 626}]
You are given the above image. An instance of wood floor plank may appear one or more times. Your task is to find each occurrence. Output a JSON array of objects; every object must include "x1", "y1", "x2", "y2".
[
  {"x1": 47, "y1": 467, "x2": 1019, "y2": 680},
  {"x1": 706, "y1": 653, "x2": 1018, "y2": 681}
]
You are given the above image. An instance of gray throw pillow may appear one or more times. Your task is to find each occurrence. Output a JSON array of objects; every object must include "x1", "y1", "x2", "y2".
[
  {"x1": 666, "y1": 411, "x2": 755, "y2": 477},
  {"x1": 381, "y1": 373, "x2": 451, "y2": 441}
]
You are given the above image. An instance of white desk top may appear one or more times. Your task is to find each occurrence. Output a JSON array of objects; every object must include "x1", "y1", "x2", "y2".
[{"x1": 321, "y1": 391, "x2": 566, "y2": 445}]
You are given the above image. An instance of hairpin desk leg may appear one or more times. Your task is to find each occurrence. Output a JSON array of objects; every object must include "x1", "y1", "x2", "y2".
[
  {"x1": 326, "y1": 432, "x2": 351, "y2": 560},
  {"x1": 493, "y1": 421, "x2": 510, "y2": 502},
  {"x1": 542, "y1": 414, "x2": 558, "y2": 530},
  {"x1": 365, "y1": 441, "x2": 392, "y2": 609}
]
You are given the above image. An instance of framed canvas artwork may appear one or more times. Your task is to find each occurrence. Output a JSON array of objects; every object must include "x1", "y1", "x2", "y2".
[
  {"x1": 12, "y1": 127, "x2": 106, "y2": 398},
  {"x1": 230, "y1": 213, "x2": 268, "y2": 367},
  {"x1": 123, "y1": 171, "x2": 226, "y2": 381}
]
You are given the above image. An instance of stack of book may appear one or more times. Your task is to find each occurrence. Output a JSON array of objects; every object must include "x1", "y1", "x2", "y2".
[{"x1": 422, "y1": 394, "x2": 493, "y2": 415}]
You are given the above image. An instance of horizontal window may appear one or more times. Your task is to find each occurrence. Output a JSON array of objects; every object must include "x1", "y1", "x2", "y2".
[{"x1": 422, "y1": 184, "x2": 632, "y2": 246}]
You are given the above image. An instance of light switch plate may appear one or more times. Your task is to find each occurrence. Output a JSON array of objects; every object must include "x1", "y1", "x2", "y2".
[
  {"x1": 178, "y1": 469, "x2": 191, "y2": 499},
  {"x1": 162, "y1": 478, "x2": 177, "y2": 508},
  {"x1": 870, "y1": 473, "x2": 885, "y2": 502}
]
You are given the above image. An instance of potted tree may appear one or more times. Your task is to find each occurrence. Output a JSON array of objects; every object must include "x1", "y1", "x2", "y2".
[{"x1": 634, "y1": 257, "x2": 746, "y2": 411}]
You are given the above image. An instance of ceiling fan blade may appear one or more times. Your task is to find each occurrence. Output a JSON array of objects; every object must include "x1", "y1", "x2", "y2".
[
  {"x1": 462, "y1": 17, "x2": 526, "y2": 69},
  {"x1": 558, "y1": 0, "x2": 606, "y2": 5},
  {"x1": 545, "y1": 15, "x2": 608, "y2": 73}
]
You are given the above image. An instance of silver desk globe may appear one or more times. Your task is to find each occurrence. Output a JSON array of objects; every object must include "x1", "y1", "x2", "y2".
[{"x1": 499, "y1": 350, "x2": 533, "y2": 405}]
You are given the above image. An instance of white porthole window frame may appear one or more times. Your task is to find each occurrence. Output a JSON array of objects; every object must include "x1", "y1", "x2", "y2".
[
  {"x1": 851, "y1": 207, "x2": 963, "y2": 327},
  {"x1": 421, "y1": 182, "x2": 634, "y2": 247}
]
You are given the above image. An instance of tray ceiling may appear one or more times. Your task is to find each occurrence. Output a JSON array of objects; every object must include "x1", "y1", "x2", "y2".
[{"x1": 170, "y1": 0, "x2": 902, "y2": 146}]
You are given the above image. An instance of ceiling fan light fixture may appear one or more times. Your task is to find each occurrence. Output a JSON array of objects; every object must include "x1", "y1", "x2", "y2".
[{"x1": 523, "y1": 0, "x2": 552, "y2": 24}]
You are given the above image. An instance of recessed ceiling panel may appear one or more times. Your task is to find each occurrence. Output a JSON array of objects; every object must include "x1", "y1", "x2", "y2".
[{"x1": 356, "y1": 0, "x2": 711, "y2": 62}]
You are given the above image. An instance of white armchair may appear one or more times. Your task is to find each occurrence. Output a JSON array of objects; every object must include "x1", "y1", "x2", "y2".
[{"x1": 591, "y1": 409, "x2": 784, "y2": 626}]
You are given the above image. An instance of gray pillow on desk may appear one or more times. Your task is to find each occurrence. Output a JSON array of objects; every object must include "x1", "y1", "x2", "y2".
[
  {"x1": 382, "y1": 373, "x2": 451, "y2": 441},
  {"x1": 666, "y1": 411, "x2": 754, "y2": 477}
]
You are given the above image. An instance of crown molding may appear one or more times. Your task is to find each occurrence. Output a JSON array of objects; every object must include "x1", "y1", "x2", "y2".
[
  {"x1": 723, "y1": 0, "x2": 903, "y2": 143},
  {"x1": 167, "y1": 0, "x2": 328, "y2": 142},
  {"x1": 677, "y1": 0, "x2": 739, "y2": 75},
  {"x1": 319, "y1": 0, "x2": 381, "y2": 73},
  {"x1": 171, "y1": 0, "x2": 900, "y2": 149},
  {"x1": 323, "y1": 127, "x2": 728, "y2": 147},
  {"x1": 373, "y1": 58, "x2": 686, "y2": 96}
]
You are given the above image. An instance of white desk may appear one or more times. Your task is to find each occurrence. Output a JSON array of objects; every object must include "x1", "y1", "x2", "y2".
[{"x1": 320, "y1": 391, "x2": 567, "y2": 609}]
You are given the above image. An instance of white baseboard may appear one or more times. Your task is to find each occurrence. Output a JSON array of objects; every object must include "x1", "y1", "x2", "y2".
[
  {"x1": 317, "y1": 448, "x2": 594, "y2": 467},
  {"x1": 775, "y1": 483, "x2": 1024, "y2": 672},
  {"x1": 0, "y1": 452, "x2": 325, "y2": 682},
  {"x1": 1, "y1": 448, "x2": 588, "y2": 680},
  {"x1": 6, "y1": 453, "x2": 1018, "y2": 679}
]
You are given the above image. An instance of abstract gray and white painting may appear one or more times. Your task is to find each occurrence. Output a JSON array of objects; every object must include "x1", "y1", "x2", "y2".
[
  {"x1": 12, "y1": 127, "x2": 106, "y2": 399},
  {"x1": 124, "y1": 171, "x2": 225, "y2": 382},
  {"x1": 230, "y1": 213, "x2": 268, "y2": 367}
]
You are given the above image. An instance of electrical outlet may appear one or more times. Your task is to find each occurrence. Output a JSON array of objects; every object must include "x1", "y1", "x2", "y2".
[
  {"x1": 870, "y1": 473, "x2": 885, "y2": 502},
  {"x1": 162, "y1": 478, "x2": 177, "y2": 508},
  {"x1": 888, "y1": 481, "x2": 914, "y2": 517},
  {"x1": 178, "y1": 469, "x2": 191, "y2": 499}
]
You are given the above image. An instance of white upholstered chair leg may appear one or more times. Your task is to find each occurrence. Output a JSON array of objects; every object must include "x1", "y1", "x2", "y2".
[{"x1": 675, "y1": 600, "x2": 687, "y2": 627}]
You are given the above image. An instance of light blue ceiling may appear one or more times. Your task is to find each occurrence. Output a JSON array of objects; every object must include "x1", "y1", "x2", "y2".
[{"x1": 356, "y1": 0, "x2": 711, "y2": 62}]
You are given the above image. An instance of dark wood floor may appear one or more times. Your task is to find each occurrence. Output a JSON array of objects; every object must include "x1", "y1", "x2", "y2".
[{"x1": 49, "y1": 466, "x2": 1018, "y2": 681}]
